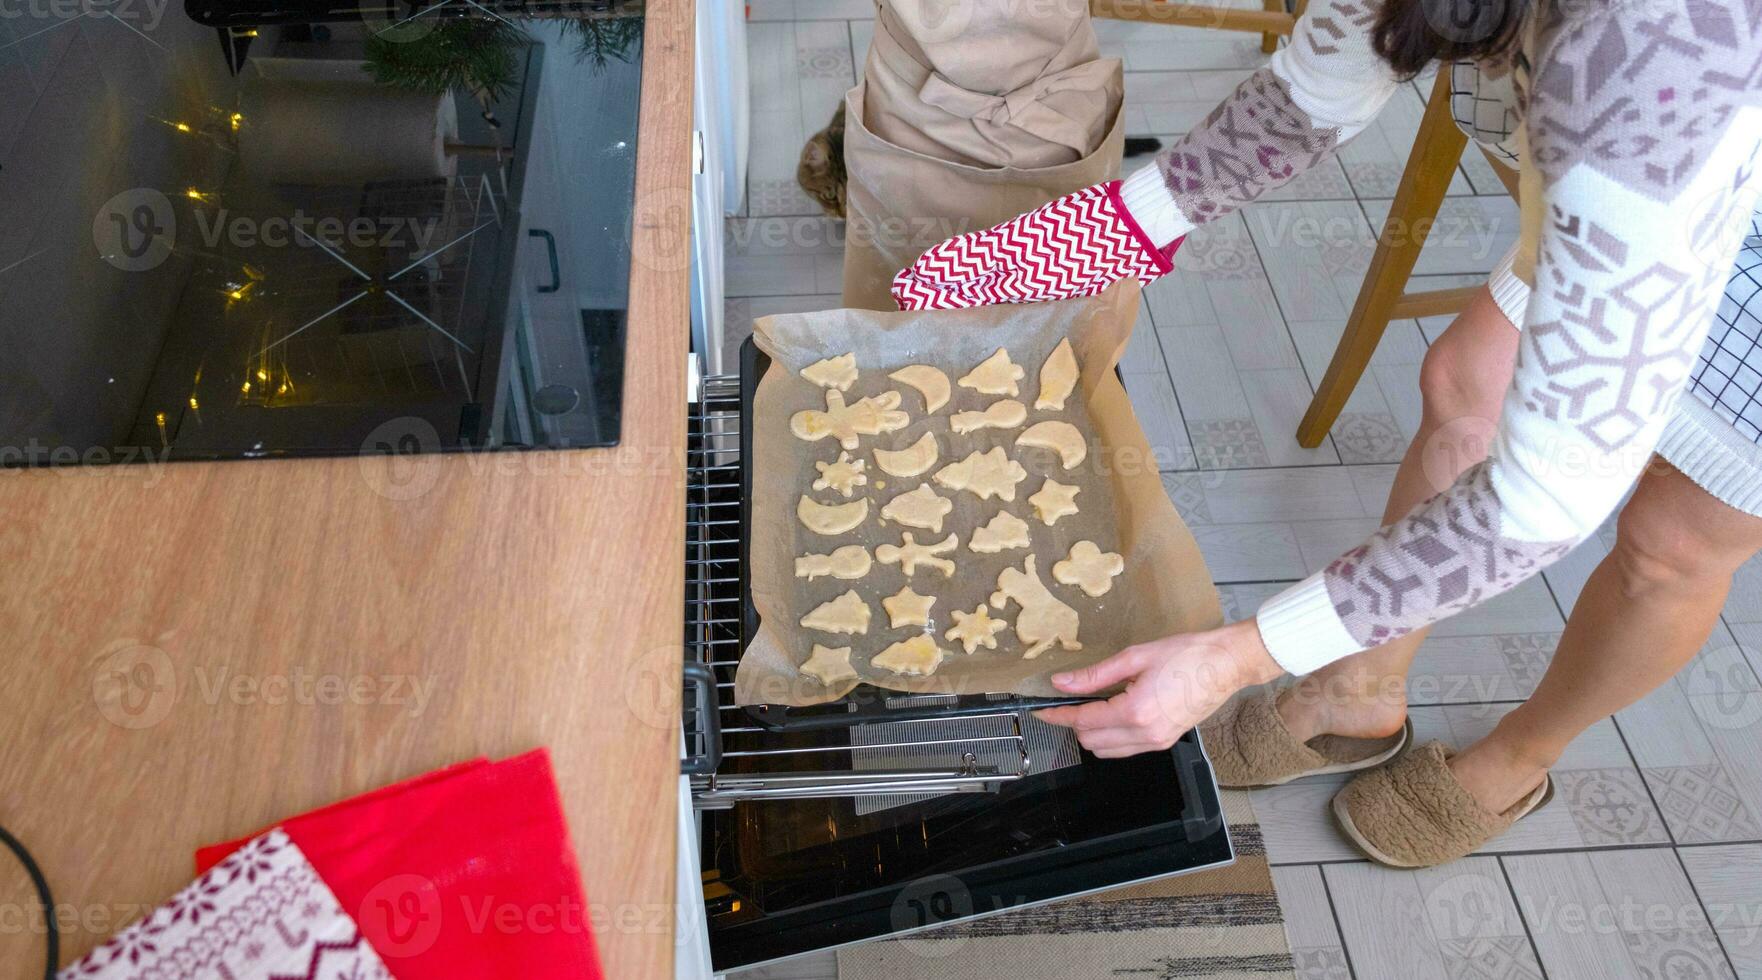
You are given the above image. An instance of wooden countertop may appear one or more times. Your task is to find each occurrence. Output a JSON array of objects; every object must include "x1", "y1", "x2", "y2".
[{"x1": 0, "y1": 2, "x2": 695, "y2": 977}]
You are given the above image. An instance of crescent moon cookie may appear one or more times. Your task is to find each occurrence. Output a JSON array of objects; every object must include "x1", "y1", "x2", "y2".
[
  {"x1": 989, "y1": 557, "x2": 1082, "y2": 659},
  {"x1": 1016, "y1": 420, "x2": 1087, "y2": 470},
  {"x1": 812, "y1": 451, "x2": 868, "y2": 497},
  {"x1": 1028, "y1": 478, "x2": 1080, "y2": 526},
  {"x1": 1036, "y1": 338, "x2": 1078, "y2": 411},
  {"x1": 801, "y1": 353, "x2": 858, "y2": 391},
  {"x1": 797, "y1": 495, "x2": 869, "y2": 535},
  {"x1": 949, "y1": 399, "x2": 1028, "y2": 435},
  {"x1": 889, "y1": 365, "x2": 951, "y2": 414},
  {"x1": 944, "y1": 605, "x2": 1007, "y2": 654},
  {"x1": 880, "y1": 483, "x2": 954, "y2": 533},
  {"x1": 795, "y1": 544, "x2": 872, "y2": 581},
  {"x1": 969, "y1": 510, "x2": 1032, "y2": 554},
  {"x1": 933, "y1": 447, "x2": 1028, "y2": 502},
  {"x1": 791, "y1": 389, "x2": 910, "y2": 450},
  {"x1": 799, "y1": 644, "x2": 858, "y2": 685},
  {"x1": 800, "y1": 590, "x2": 872, "y2": 635},
  {"x1": 882, "y1": 586, "x2": 937, "y2": 628},
  {"x1": 958, "y1": 348, "x2": 1025, "y2": 397},
  {"x1": 873, "y1": 431, "x2": 939, "y2": 478},
  {"x1": 1053, "y1": 540, "x2": 1125, "y2": 597},
  {"x1": 871, "y1": 634, "x2": 948, "y2": 676},
  {"x1": 876, "y1": 532, "x2": 959, "y2": 577}
]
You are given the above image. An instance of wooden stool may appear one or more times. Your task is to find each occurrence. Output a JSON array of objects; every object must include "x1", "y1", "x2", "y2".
[
  {"x1": 1091, "y1": 0, "x2": 1305, "y2": 53},
  {"x1": 1295, "y1": 71, "x2": 1518, "y2": 447}
]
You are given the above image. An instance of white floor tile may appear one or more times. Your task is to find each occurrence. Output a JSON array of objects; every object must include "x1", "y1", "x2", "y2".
[
  {"x1": 1241, "y1": 200, "x2": 1376, "y2": 324},
  {"x1": 1678, "y1": 844, "x2": 1762, "y2": 979},
  {"x1": 1618, "y1": 667, "x2": 1762, "y2": 845},
  {"x1": 1324, "y1": 858, "x2": 1543, "y2": 980},
  {"x1": 1271, "y1": 866, "x2": 1353, "y2": 980},
  {"x1": 1336, "y1": 82, "x2": 1474, "y2": 200},
  {"x1": 1505, "y1": 849, "x2": 1733, "y2": 980}
]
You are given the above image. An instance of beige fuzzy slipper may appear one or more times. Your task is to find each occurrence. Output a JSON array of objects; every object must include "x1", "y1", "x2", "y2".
[
  {"x1": 1199, "y1": 689, "x2": 1413, "y2": 789},
  {"x1": 1331, "y1": 741, "x2": 1554, "y2": 868}
]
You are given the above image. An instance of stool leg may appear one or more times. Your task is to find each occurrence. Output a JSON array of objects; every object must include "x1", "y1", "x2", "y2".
[
  {"x1": 1260, "y1": 0, "x2": 1283, "y2": 51},
  {"x1": 1297, "y1": 72, "x2": 1468, "y2": 448}
]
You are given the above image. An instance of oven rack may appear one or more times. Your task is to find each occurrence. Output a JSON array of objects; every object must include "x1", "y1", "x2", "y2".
[{"x1": 685, "y1": 374, "x2": 1032, "y2": 807}]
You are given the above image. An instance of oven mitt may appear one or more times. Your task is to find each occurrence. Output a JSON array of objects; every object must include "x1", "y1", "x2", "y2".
[
  {"x1": 64, "y1": 829, "x2": 393, "y2": 979},
  {"x1": 891, "y1": 180, "x2": 1182, "y2": 311},
  {"x1": 196, "y1": 749, "x2": 603, "y2": 980}
]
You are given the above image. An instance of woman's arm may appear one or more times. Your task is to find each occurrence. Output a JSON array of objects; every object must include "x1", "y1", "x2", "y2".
[
  {"x1": 1254, "y1": 0, "x2": 1762, "y2": 674},
  {"x1": 1041, "y1": 0, "x2": 1762, "y2": 752},
  {"x1": 1121, "y1": 0, "x2": 1404, "y2": 245},
  {"x1": 892, "y1": 0, "x2": 1405, "y2": 309}
]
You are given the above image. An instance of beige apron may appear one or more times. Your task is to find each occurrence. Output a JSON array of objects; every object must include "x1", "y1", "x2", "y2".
[{"x1": 841, "y1": 1, "x2": 1126, "y2": 310}]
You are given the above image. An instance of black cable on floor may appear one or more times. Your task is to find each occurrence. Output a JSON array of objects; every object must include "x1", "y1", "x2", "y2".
[{"x1": 0, "y1": 822, "x2": 55, "y2": 980}]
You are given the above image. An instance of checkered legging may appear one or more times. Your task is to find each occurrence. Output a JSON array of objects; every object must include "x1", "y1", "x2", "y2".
[{"x1": 1689, "y1": 207, "x2": 1762, "y2": 445}]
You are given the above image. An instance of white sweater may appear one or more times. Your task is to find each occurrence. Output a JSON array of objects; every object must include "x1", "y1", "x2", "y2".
[{"x1": 1121, "y1": 0, "x2": 1762, "y2": 674}]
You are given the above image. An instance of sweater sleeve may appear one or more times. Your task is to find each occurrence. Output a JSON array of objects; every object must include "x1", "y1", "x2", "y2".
[
  {"x1": 1255, "y1": 0, "x2": 1762, "y2": 675},
  {"x1": 1121, "y1": 0, "x2": 1403, "y2": 245}
]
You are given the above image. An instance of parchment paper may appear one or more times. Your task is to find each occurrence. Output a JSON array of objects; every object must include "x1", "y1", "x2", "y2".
[{"x1": 734, "y1": 281, "x2": 1222, "y2": 708}]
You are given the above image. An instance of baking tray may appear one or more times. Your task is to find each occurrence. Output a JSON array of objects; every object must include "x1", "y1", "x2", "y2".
[{"x1": 737, "y1": 337, "x2": 1098, "y2": 732}]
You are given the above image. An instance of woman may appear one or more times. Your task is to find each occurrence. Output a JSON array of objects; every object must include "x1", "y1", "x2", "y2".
[{"x1": 894, "y1": 0, "x2": 1762, "y2": 866}]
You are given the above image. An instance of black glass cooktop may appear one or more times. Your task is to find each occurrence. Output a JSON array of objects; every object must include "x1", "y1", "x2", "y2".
[{"x1": 0, "y1": 4, "x2": 642, "y2": 467}]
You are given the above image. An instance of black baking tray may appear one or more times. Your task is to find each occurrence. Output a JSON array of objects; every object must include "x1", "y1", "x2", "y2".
[{"x1": 737, "y1": 337, "x2": 1099, "y2": 731}]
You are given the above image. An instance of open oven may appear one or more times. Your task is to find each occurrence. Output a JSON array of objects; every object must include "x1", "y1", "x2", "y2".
[{"x1": 679, "y1": 349, "x2": 1235, "y2": 975}]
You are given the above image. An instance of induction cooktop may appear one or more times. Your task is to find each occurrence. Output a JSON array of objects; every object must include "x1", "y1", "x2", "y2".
[{"x1": 0, "y1": 5, "x2": 643, "y2": 467}]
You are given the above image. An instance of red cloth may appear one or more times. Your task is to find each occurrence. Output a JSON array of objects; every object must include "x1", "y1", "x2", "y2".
[{"x1": 197, "y1": 749, "x2": 603, "y2": 980}]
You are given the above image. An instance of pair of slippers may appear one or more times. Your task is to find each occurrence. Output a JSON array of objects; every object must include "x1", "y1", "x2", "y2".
[{"x1": 1201, "y1": 690, "x2": 1553, "y2": 868}]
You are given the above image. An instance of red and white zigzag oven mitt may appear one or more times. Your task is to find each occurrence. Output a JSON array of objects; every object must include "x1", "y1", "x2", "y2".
[{"x1": 891, "y1": 181, "x2": 1182, "y2": 311}]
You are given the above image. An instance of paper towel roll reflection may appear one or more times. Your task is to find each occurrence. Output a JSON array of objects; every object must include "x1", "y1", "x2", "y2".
[{"x1": 240, "y1": 80, "x2": 461, "y2": 185}]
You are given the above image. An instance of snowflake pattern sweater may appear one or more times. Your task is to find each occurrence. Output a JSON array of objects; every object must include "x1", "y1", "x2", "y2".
[{"x1": 1119, "y1": 0, "x2": 1762, "y2": 673}]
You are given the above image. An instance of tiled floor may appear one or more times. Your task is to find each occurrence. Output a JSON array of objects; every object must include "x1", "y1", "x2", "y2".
[{"x1": 728, "y1": 9, "x2": 1762, "y2": 979}]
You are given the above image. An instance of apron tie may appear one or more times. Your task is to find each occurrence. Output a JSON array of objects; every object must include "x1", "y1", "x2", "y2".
[{"x1": 915, "y1": 60, "x2": 1116, "y2": 155}]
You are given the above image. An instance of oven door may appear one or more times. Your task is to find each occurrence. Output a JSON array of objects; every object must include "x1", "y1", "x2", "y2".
[
  {"x1": 685, "y1": 375, "x2": 1233, "y2": 975},
  {"x1": 698, "y1": 730, "x2": 1231, "y2": 974}
]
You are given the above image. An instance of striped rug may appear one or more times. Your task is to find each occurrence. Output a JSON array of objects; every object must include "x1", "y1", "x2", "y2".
[{"x1": 837, "y1": 789, "x2": 1294, "y2": 980}]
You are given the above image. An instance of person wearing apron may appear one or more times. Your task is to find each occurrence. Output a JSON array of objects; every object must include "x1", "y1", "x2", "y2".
[{"x1": 898, "y1": 0, "x2": 1762, "y2": 867}]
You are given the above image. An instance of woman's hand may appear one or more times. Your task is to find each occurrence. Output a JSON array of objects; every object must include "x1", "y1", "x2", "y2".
[
  {"x1": 890, "y1": 180, "x2": 1181, "y2": 311},
  {"x1": 1034, "y1": 619, "x2": 1284, "y2": 758}
]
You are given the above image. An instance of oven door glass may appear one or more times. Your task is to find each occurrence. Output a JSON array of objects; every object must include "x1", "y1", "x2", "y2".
[{"x1": 701, "y1": 731, "x2": 1232, "y2": 972}]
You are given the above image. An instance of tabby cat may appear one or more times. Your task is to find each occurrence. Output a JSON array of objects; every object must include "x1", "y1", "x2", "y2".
[{"x1": 796, "y1": 103, "x2": 848, "y2": 220}]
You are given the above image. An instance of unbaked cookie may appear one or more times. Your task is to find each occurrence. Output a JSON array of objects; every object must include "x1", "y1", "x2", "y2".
[
  {"x1": 950, "y1": 399, "x2": 1028, "y2": 435},
  {"x1": 944, "y1": 605, "x2": 1007, "y2": 654},
  {"x1": 795, "y1": 545, "x2": 872, "y2": 581},
  {"x1": 800, "y1": 590, "x2": 871, "y2": 635},
  {"x1": 970, "y1": 510, "x2": 1032, "y2": 554},
  {"x1": 1016, "y1": 420, "x2": 1087, "y2": 470},
  {"x1": 1053, "y1": 540, "x2": 1125, "y2": 597},
  {"x1": 798, "y1": 495, "x2": 869, "y2": 535},
  {"x1": 958, "y1": 348, "x2": 1025, "y2": 397},
  {"x1": 1036, "y1": 338, "x2": 1078, "y2": 411},
  {"x1": 873, "y1": 431, "x2": 939, "y2": 478},
  {"x1": 933, "y1": 447, "x2": 1028, "y2": 502},
  {"x1": 880, "y1": 483, "x2": 954, "y2": 533},
  {"x1": 876, "y1": 532, "x2": 958, "y2": 577},
  {"x1": 889, "y1": 365, "x2": 951, "y2": 414},
  {"x1": 801, "y1": 353, "x2": 858, "y2": 391},
  {"x1": 791, "y1": 389, "x2": 911, "y2": 450},
  {"x1": 1028, "y1": 479, "x2": 1080, "y2": 526},
  {"x1": 799, "y1": 644, "x2": 858, "y2": 685},
  {"x1": 990, "y1": 557, "x2": 1082, "y2": 658},
  {"x1": 871, "y1": 634, "x2": 948, "y2": 676},
  {"x1": 882, "y1": 586, "x2": 936, "y2": 628},
  {"x1": 812, "y1": 451, "x2": 868, "y2": 497}
]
